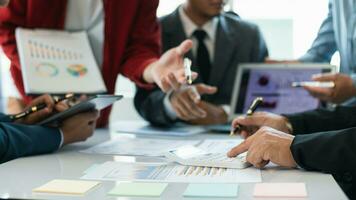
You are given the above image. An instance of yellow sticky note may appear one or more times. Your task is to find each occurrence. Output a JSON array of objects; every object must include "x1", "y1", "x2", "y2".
[{"x1": 33, "y1": 179, "x2": 100, "y2": 195}]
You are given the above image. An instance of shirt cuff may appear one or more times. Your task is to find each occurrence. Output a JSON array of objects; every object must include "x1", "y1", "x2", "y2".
[
  {"x1": 221, "y1": 105, "x2": 230, "y2": 116},
  {"x1": 163, "y1": 91, "x2": 178, "y2": 120},
  {"x1": 58, "y1": 129, "x2": 64, "y2": 149},
  {"x1": 350, "y1": 74, "x2": 356, "y2": 88}
]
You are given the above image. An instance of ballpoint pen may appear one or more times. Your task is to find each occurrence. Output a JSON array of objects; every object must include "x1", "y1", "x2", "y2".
[
  {"x1": 9, "y1": 93, "x2": 75, "y2": 121},
  {"x1": 291, "y1": 81, "x2": 335, "y2": 88},
  {"x1": 184, "y1": 58, "x2": 193, "y2": 85},
  {"x1": 230, "y1": 97, "x2": 264, "y2": 136}
]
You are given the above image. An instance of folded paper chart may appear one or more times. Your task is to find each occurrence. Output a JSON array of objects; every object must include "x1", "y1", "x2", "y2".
[
  {"x1": 81, "y1": 161, "x2": 261, "y2": 183},
  {"x1": 16, "y1": 28, "x2": 106, "y2": 94}
]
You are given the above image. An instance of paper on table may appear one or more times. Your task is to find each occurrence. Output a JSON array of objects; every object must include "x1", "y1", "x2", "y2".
[
  {"x1": 111, "y1": 121, "x2": 207, "y2": 136},
  {"x1": 108, "y1": 182, "x2": 168, "y2": 197},
  {"x1": 183, "y1": 183, "x2": 239, "y2": 198},
  {"x1": 33, "y1": 179, "x2": 100, "y2": 195},
  {"x1": 80, "y1": 137, "x2": 200, "y2": 157},
  {"x1": 197, "y1": 139, "x2": 243, "y2": 153},
  {"x1": 81, "y1": 161, "x2": 261, "y2": 183},
  {"x1": 83, "y1": 164, "x2": 100, "y2": 174},
  {"x1": 253, "y1": 183, "x2": 307, "y2": 198}
]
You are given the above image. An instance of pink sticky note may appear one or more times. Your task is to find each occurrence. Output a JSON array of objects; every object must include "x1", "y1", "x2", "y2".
[{"x1": 253, "y1": 183, "x2": 307, "y2": 198}]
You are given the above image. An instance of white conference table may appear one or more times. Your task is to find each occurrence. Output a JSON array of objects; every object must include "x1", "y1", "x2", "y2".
[{"x1": 0, "y1": 128, "x2": 348, "y2": 200}]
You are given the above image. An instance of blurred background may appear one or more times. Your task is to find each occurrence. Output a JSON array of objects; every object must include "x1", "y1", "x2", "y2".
[{"x1": 0, "y1": 0, "x2": 338, "y2": 122}]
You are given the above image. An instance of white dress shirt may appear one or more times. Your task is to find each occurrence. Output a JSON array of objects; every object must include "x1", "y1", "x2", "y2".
[
  {"x1": 163, "y1": 6, "x2": 219, "y2": 120},
  {"x1": 65, "y1": 0, "x2": 104, "y2": 67},
  {"x1": 179, "y1": 5, "x2": 218, "y2": 62}
]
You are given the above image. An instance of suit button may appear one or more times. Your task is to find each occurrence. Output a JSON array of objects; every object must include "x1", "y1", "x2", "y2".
[{"x1": 343, "y1": 172, "x2": 353, "y2": 182}]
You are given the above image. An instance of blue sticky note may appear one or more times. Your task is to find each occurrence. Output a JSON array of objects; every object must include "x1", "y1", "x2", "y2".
[{"x1": 183, "y1": 184, "x2": 239, "y2": 198}]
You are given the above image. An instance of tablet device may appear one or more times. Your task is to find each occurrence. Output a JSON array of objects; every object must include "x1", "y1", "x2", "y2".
[
  {"x1": 230, "y1": 63, "x2": 336, "y2": 119},
  {"x1": 38, "y1": 95, "x2": 123, "y2": 126}
]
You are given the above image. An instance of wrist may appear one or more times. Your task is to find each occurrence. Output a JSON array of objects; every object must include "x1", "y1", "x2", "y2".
[
  {"x1": 60, "y1": 128, "x2": 69, "y2": 146},
  {"x1": 283, "y1": 117, "x2": 294, "y2": 135},
  {"x1": 143, "y1": 62, "x2": 156, "y2": 84},
  {"x1": 58, "y1": 128, "x2": 65, "y2": 148}
]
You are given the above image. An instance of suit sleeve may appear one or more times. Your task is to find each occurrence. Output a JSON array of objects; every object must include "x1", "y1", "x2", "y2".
[
  {"x1": 291, "y1": 128, "x2": 356, "y2": 174},
  {"x1": 299, "y1": 2, "x2": 337, "y2": 63},
  {"x1": 134, "y1": 87, "x2": 177, "y2": 126},
  {"x1": 285, "y1": 106, "x2": 356, "y2": 135},
  {"x1": 120, "y1": 0, "x2": 161, "y2": 89},
  {"x1": 0, "y1": 123, "x2": 61, "y2": 164},
  {"x1": 250, "y1": 25, "x2": 268, "y2": 62}
]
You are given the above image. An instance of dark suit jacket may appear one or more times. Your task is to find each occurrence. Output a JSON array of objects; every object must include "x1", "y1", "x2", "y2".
[
  {"x1": 0, "y1": 114, "x2": 61, "y2": 164},
  {"x1": 134, "y1": 8, "x2": 268, "y2": 126},
  {"x1": 286, "y1": 107, "x2": 356, "y2": 199}
]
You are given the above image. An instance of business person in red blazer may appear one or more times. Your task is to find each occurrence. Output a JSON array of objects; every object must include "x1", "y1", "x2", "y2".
[{"x1": 0, "y1": 0, "x2": 193, "y2": 127}]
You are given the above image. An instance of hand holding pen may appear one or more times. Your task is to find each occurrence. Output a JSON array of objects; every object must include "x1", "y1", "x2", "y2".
[
  {"x1": 10, "y1": 94, "x2": 74, "y2": 124},
  {"x1": 230, "y1": 97, "x2": 264, "y2": 136}
]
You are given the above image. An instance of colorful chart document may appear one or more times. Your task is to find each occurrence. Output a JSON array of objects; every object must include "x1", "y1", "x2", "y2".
[
  {"x1": 81, "y1": 161, "x2": 261, "y2": 183},
  {"x1": 33, "y1": 179, "x2": 100, "y2": 195},
  {"x1": 80, "y1": 137, "x2": 200, "y2": 157},
  {"x1": 108, "y1": 182, "x2": 168, "y2": 197},
  {"x1": 16, "y1": 28, "x2": 106, "y2": 94},
  {"x1": 81, "y1": 138, "x2": 242, "y2": 158}
]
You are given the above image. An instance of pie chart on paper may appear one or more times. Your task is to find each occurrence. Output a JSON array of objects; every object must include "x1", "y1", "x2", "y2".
[{"x1": 67, "y1": 64, "x2": 88, "y2": 77}]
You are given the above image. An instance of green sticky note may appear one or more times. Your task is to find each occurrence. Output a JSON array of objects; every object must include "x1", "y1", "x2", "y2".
[
  {"x1": 183, "y1": 184, "x2": 239, "y2": 198},
  {"x1": 108, "y1": 182, "x2": 168, "y2": 197}
]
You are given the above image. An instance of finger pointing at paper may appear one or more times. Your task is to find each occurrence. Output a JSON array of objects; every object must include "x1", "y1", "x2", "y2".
[{"x1": 227, "y1": 127, "x2": 297, "y2": 169}]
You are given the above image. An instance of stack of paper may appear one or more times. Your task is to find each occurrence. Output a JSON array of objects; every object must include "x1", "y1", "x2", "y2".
[
  {"x1": 80, "y1": 137, "x2": 200, "y2": 157},
  {"x1": 81, "y1": 161, "x2": 262, "y2": 183}
]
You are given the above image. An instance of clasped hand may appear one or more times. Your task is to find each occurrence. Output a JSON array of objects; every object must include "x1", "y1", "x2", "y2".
[{"x1": 170, "y1": 84, "x2": 228, "y2": 125}]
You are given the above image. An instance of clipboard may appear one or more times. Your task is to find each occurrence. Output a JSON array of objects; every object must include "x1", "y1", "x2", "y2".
[{"x1": 38, "y1": 95, "x2": 123, "y2": 126}]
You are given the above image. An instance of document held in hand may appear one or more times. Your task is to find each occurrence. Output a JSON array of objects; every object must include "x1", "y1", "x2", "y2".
[{"x1": 15, "y1": 28, "x2": 107, "y2": 94}]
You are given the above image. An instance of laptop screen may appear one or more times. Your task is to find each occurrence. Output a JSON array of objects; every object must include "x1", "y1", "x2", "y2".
[{"x1": 234, "y1": 66, "x2": 332, "y2": 115}]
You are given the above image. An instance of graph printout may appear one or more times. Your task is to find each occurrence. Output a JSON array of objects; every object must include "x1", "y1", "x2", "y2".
[{"x1": 16, "y1": 28, "x2": 107, "y2": 94}]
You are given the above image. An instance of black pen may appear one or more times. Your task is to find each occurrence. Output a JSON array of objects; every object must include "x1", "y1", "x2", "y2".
[
  {"x1": 230, "y1": 97, "x2": 264, "y2": 136},
  {"x1": 9, "y1": 93, "x2": 75, "y2": 121}
]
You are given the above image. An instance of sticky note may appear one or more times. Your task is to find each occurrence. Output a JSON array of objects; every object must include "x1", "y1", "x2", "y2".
[
  {"x1": 108, "y1": 182, "x2": 168, "y2": 197},
  {"x1": 253, "y1": 183, "x2": 307, "y2": 198},
  {"x1": 83, "y1": 164, "x2": 100, "y2": 174},
  {"x1": 33, "y1": 179, "x2": 100, "y2": 195},
  {"x1": 183, "y1": 184, "x2": 239, "y2": 198}
]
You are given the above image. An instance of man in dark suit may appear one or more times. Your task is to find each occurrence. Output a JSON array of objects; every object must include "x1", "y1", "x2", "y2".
[
  {"x1": 227, "y1": 108, "x2": 356, "y2": 199},
  {"x1": 134, "y1": 0, "x2": 268, "y2": 126}
]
